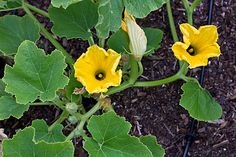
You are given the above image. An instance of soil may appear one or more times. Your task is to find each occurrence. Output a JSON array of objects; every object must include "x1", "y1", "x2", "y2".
[{"x1": 0, "y1": 0, "x2": 235, "y2": 157}]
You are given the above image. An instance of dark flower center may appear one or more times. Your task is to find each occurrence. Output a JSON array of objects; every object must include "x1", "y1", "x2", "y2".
[
  {"x1": 95, "y1": 71, "x2": 106, "y2": 81},
  {"x1": 187, "y1": 45, "x2": 195, "y2": 56}
]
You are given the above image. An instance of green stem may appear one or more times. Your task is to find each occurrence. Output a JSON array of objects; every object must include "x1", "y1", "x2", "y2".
[
  {"x1": 24, "y1": 3, "x2": 50, "y2": 18},
  {"x1": 22, "y1": 3, "x2": 75, "y2": 69},
  {"x1": 105, "y1": 55, "x2": 139, "y2": 95},
  {"x1": 88, "y1": 36, "x2": 95, "y2": 46},
  {"x1": 182, "y1": 0, "x2": 193, "y2": 24},
  {"x1": 134, "y1": 74, "x2": 180, "y2": 87},
  {"x1": 66, "y1": 102, "x2": 101, "y2": 140},
  {"x1": 48, "y1": 111, "x2": 69, "y2": 132},
  {"x1": 190, "y1": 0, "x2": 203, "y2": 11},
  {"x1": 138, "y1": 61, "x2": 143, "y2": 77},
  {"x1": 99, "y1": 38, "x2": 105, "y2": 48},
  {"x1": 166, "y1": 0, "x2": 179, "y2": 42},
  {"x1": 30, "y1": 102, "x2": 54, "y2": 106}
]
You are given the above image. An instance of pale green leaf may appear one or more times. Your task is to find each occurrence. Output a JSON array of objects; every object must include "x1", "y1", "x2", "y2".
[
  {"x1": 124, "y1": 0, "x2": 166, "y2": 18},
  {"x1": 95, "y1": 0, "x2": 124, "y2": 38},
  {"x1": 49, "y1": 1, "x2": 98, "y2": 40},
  {"x1": 0, "y1": 0, "x2": 21, "y2": 11},
  {"x1": 0, "y1": 96, "x2": 29, "y2": 120},
  {"x1": 140, "y1": 136, "x2": 165, "y2": 157},
  {"x1": 2, "y1": 127, "x2": 74, "y2": 157},
  {"x1": 84, "y1": 111, "x2": 153, "y2": 157},
  {"x1": 2, "y1": 40, "x2": 69, "y2": 104},
  {"x1": 0, "y1": 15, "x2": 40, "y2": 55},
  {"x1": 180, "y1": 82, "x2": 222, "y2": 121},
  {"x1": 31, "y1": 119, "x2": 66, "y2": 143},
  {"x1": 51, "y1": 0, "x2": 82, "y2": 9}
]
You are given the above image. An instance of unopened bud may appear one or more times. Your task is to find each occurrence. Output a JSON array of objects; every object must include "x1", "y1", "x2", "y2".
[
  {"x1": 68, "y1": 116, "x2": 78, "y2": 124},
  {"x1": 66, "y1": 102, "x2": 78, "y2": 114}
]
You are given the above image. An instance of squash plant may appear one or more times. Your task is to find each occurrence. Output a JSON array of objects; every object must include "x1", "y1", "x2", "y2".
[{"x1": 0, "y1": 0, "x2": 222, "y2": 156}]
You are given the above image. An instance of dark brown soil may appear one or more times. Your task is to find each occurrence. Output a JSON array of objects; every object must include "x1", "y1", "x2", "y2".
[{"x1": 0, "y1": 0, "x2": 235, "y2": 157}]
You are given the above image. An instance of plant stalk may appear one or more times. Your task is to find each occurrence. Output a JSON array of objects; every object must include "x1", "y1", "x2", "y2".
[
  {"x1": 48, "y1": 111, "x2": 69, "y2": 132},
  {"x1": 24, "y1": 3, "x2": 50, "y2": 18}
]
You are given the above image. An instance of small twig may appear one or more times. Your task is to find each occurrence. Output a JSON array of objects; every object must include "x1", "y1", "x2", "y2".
[
  {"x1": 213, "y1": 140, "x2": 229, "y2": 148},
  {"x1": 163, "y1": 123, "x2": 175, "y2": 137}
]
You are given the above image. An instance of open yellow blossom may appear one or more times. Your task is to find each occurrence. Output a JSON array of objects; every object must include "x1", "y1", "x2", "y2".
[
  {"x1": 74, "y1": 45, "x2": 122, "y2": 94},
  {"x1": 121, "y1": 10, "x2": 147, "y2": 61},
  {"x1": 172, "y1": 23, "x2": 220, "y2": 69}
]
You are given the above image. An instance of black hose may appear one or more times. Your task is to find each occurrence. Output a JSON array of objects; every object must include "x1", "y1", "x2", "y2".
[{"x1": 182, "y1": 0, "x2": 215, "y2": 156}]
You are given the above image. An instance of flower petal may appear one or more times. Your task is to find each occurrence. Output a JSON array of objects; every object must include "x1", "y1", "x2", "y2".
[
  {"x1": 172, "y1": 42, "x2": 190, "y2": 60},
  {"x1": 180, "y1": 23, "x2": 199, "y2": 44},
  {"x1": 198, "y1": 43, "x2": 221, "y2": 58},
  {"x1": 195, "y1": 25, "x2": 218, "y2": 48},
  {"x1": 74, "y1": 45, "x2": 122, "y2": 94}
]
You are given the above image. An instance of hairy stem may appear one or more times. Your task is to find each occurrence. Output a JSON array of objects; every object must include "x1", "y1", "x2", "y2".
[
  {"x1": 166, "y1": 0, "x2": 179, "y2": 42},
  {"x1": 66, "y1": 102, "x2": 101, "y2": 140},
  {"x1": 23, "y1": 3, "x2": 75, "y2": 69},
  {"x1": 24, "y1": 3, "x2": 50, "y2": 18},
  {"x1": 48, "y1": 111, "x2": 69, "y2": 132}
]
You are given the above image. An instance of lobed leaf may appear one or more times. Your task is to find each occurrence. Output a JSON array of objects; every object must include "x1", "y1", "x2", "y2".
[
  {"x1": 0, "y1": 96, "x2": 29, "y2": 120},
  {"x1": 31, "y1": 119, "x2": 66, "y2": 143},
  {"x1": 84, "y1": 111, "x2": 153, "y2": 157},
  {"x1": 2, "y1": 127, "x2": 74, "y2": 157},
  {"x1": 3, "y1": 40, "x2": 69, "y2": 104},
  {"x1": 180, "y1": 82, "x2": 222, "y2": 121},
  {"x1": 124, "y1": 0, "x2": 166, "y2": 18},
  {"x1": 95, "y1": 0, "x2": 124, "y2": 38},
  {"x1": 51, "y1": 0, "x2": 83, "y2": 9},
  {"x1": 49, "y1": 1, "x2": 98, "y2": 40},
  {"x1": 140, "y1": 136, "x2": 165, "y2": 157},
  {"x1": 0, "y1": 15, "x2": 40, "y2": 55}
]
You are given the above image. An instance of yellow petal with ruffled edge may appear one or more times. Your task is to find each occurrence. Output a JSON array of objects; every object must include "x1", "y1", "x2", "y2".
[
  {"x1": 172, "y1": 23, "x2": 221, "y2": 69},
  {"x1": 74, "y1": 45, "x2": 122, "y2": 94}
]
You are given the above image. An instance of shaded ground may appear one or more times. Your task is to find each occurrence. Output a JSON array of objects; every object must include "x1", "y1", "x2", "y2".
[{"x1": 0, "y1": 0, "x2": 235, "y2": 156}]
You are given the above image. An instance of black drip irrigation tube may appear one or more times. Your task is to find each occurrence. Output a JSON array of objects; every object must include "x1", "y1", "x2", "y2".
[{"x1": 182, "y1": 0, "x2": 215, "y2": 156}]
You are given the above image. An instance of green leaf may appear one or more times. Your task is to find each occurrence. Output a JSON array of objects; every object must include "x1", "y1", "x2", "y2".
[
  {"x1": 31, "y1": 119, "x2": 66, "y2": 143},
  {"x1": 49, "y1": 1, "x2": 98, "y2": 40},
  {"x1": 2, "y1": 127, "x2": 74, "y2": 157},
  {"x1": 2, "y1": 40, "x2": 69, "y2": 104},
  {"x1": 0, "y1": 96, "x2": 29, "y2": 120},
  {"x1": 144, "y1": 28, "x2": 163, "y2": 56},
  {"x1": 140, "y1": 136, "x2": 165, "y2": 157},
  {"x1": 107, "y1": 28, "x2": 129, "y2": 54},
  {"x1": 107, "y1": 27, "x2": 163, "y2": 55},
  {"x1": 124, "y1": 0, "x2": 166, "y2": 18},
  {"x1": 180, "y1": 82, "x2": 222, "y2": 121},
  {"x1": 95, "y1": 0, "x2": 124, "y2": 38},
  {"x1": 0, "y1": 15, "x2": 40, "y2": 55},
  {"x1": 65, "y1": 74, "x2": 82, "y2": 103},
  {"x1": 84, "y1": 111, "x2": 153, "y2": 157},
  {"x1": 0, "y1": 0, "x2": 21, "y2": 11},
  {"x1": 0, "y1": 79, "x2": 7, "y2": 97},
  {"x1": 51, "y1": 0, "x2": 82, "y2": 9}
]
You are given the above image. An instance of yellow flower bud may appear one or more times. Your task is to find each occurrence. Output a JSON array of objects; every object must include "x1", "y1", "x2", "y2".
[{"x1": 122, "y1": 10, "x2": 147, "y2": 61}]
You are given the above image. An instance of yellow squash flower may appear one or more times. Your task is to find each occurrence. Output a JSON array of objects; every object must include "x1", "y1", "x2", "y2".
[
  {"x1": 172, "y1": 23, "x2": 220, "y2": 69},
  {"x1": 121, "y1": 10, "x2": 147, "y2": 61},
  {"x1": 74, "y1": 45, "x2": 122, "y2": 94}
]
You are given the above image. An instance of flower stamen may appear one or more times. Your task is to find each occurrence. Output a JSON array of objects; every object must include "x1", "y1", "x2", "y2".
[
  {"x1": 95, "y1": 71, "x2": 105, "y2": 81},
  {"x1": 187, "y1": 45, "x2": 195, "y2": 56}
]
